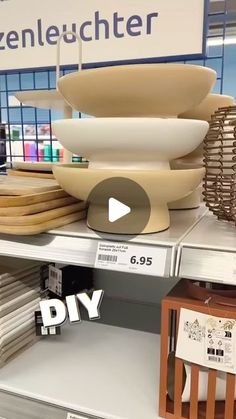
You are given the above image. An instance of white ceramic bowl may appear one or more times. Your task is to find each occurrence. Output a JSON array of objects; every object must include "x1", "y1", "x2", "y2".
[
  {"x1": 52, "y1": 118, "x2": 209, "y2": 170},
  {"x1": 57, "y1": 64, "x2": 216, "y2": 117}
]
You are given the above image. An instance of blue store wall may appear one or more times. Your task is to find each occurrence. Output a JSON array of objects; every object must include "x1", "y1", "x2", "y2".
[{"x1": 223, "y1": 44, "x2": 236, "y2": 98}]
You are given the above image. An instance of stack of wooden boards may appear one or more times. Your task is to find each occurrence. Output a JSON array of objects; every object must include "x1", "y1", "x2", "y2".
[
  {"x1": 0, "y1": 257, "x2": 47, "y2": 367},
  {"x1": 9, "y1": 162, "x2": 55, "y2": 179},
  {"x1": 0, "y1": 176, "x2": 87, "y2": 235},
  {"x1": 9, "y1": 161, "x2": 88, "y2": 179}
]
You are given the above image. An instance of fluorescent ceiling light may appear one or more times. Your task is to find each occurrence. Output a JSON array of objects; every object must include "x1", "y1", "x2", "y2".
[{"x1": 207, "y1": 36, "x2": 236, "y2": 46}]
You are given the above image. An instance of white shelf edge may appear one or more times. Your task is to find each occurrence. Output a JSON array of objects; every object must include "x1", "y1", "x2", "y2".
[
  {"x1": 176, "y1": 212, "x2": 236, "y2": 282},
  {"x1": 0, "y1": 207, "x2": 213, "y2": 279}
]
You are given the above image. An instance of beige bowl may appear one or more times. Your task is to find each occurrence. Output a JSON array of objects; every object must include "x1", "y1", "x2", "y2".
[
  {"x1": 53, "y1": 166, "x2": 204, "y2": 234},
  {"x1": 57, "y1": 64, "x2": 216, "y2": 117},
  {"x1": 179, "y1": 94, "x2": 235, "y2": 160},
  {"x1": 179, "y1": 93, "x2": 234, "y2": 121},
  {"x1": 169, "y1": 158, "x2": 203, "y2": 210}
]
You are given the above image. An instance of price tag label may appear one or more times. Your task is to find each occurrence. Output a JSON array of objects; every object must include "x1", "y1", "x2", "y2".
[
  {"x1": 176, "y1": 308, "x2": 236, "y2": 374},
  {"x1": 48, "y1": 265, "x2": 62, "y2": 296},
  {"x1": 95, "y1": 241, "x2": 168, "y2": 276},
  {"x1": 205, "y1": 316, "x2": 236, "y2": 371}
]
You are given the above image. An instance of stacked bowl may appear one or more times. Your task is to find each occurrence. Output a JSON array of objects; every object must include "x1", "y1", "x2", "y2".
[
  {"x1": 52, "y1": 63, "x2": 216, "y2": 234},
  {"x1": 169, "y1": 93, "x2": 235, "y2": 209}
]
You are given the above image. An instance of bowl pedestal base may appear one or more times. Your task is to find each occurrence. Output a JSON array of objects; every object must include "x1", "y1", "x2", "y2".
[
  {"x1": 168, "y1": 188, "x2": 202, "y2": 210},
  {"x1": 87, "y1": 203, "x2": 170, "y2": 235}
]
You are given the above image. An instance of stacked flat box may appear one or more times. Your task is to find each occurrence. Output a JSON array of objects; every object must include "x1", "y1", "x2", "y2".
[{"x1": 0, "y1": 257, "x2": 47, "y2": 367}]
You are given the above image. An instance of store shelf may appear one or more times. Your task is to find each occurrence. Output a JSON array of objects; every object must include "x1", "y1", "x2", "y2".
[
  {"x1": 177, "y1": 213, "x2": 236, "y2": 284},
  {"x1": 0, "y1": 206, "x2": 207, "y2": 278},
  {"x1": 15, "y1": 90, "x2": 69, "y2": 111},
  {"x1": 0, "y1": 322, "x2": 160, "y2": 419}
]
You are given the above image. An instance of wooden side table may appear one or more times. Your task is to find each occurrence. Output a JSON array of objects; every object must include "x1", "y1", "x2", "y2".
[{"x1": 159, "y1": 279, "x2": 236, "y2": 419}]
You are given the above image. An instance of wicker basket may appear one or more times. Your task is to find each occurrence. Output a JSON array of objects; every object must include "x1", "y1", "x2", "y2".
[{"x1": 203, "y1": 106, "x2": 236, "y2": 222}]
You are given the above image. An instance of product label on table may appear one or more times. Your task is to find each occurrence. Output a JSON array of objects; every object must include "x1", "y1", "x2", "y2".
[
  {"x1": 176, "y1": 308, "x2": 236, "y2": 373},
  {"x1": 95, "y1": 241, "x2": 167, "y2": 276}
]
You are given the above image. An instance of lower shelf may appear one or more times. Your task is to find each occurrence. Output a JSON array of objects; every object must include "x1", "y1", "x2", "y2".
[{"x1": 0, "y1": 322, "x2": 161, "y2": 419}]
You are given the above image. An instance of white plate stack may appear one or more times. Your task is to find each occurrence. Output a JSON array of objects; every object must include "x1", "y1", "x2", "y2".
[{"x1": 0, "y1": 257, "x2": 47, "y2": 367}]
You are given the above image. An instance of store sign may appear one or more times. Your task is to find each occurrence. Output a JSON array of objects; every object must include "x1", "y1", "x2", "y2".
[{"x1": 0, "y1": 0, "x2": 207, "y2": 71}]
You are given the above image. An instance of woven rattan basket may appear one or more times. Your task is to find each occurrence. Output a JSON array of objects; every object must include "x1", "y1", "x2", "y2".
[{"x1": 203, "y1": 105, "x2": 236, "y2": 222}]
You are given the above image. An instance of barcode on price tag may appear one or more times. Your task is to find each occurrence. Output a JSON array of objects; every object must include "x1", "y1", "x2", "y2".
[
  {"x1": 208, "y1": 356, "x2": 223, "y2": 363},
  {"x1": 95, "y1": 241, "x2": 168, "y2": 276},
  {"x1": 98, "y1": 254, "x2": 118, "y2": 263},
  {"x1": 48, "y1": 265, "x2": 62, "y2": 296}
]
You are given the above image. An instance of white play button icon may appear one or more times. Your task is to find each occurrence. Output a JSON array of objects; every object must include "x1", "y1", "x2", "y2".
[{"x1": 108, "y1": 198, "x2": 131, "y2": 223}]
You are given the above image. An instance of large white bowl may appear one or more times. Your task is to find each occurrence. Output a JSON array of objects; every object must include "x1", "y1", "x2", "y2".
[
  {"x1": 57, "y1": 64, "x2": 216, "y2": 117},
  {"x1": 52, "y1": 118, "x2": 209, "y2": 170}
]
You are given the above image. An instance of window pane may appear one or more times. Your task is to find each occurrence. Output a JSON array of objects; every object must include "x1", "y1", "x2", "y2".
[
  {"x1": 20, "y1": 73, "x2": 34, "y2": 90},
  {"x1": 23, "y1": 108, "x2": 36, "y2": 123},
  {"x1": 0, "y1": 75, "x2": 6, "y2": 92},
  {"x1": 7, "y1": 74, "x2": 20, "y2": 91},
  {"x1": 36, "y1": 109, "x2": 50, "y2": 122},
  {"x1": 9, "y1": 108, "x2": 21, "y2": 124},
  {"x1": 35, "y1": 72, "x2": 49, "y2": 89}
]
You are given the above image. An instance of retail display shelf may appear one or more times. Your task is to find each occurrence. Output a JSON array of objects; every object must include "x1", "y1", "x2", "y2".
[
  {"x1": 0, "y1": 206, "x2": 207, "y2": 278},
  {"x1": 15, "y1": 90, "x2": 69, "y2": 112},
  {"x1": 177, "y1": 213, "x2": 236, "y2": 284},
  {"x1": 0, "y1": 322, "x2": 160, "y2": 419}
]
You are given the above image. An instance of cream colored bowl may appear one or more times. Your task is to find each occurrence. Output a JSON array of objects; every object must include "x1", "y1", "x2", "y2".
[
  {"x1": 53, "y1": 166, "x2": 204, "y2": 234},
  {"x1": 169, "y1": 157, "x2": 203, "y2": 209},
  {"x1": 179, "y1": 93, "x2": 234, "y2": 121},
  {"x1": 179, "y1": 94, "x2": 235, "y2": 159},
  {"x1": 57, "y1": 64, "x2": 216, "y2": 117},
  {"x1": 52, "y1": 118, "x2": 209, "y2": 170}
]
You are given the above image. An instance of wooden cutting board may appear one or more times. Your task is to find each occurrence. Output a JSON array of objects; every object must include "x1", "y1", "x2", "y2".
[
  {"x1": 12, "y1": 161, "x2": 89, "y2": 172},
  {"x1": 0, "y1": 189, "x2": 68, "y2": 207},
  {"x1": 0, "y1": 210, "x2": 86, "y2": 235},
  {"x1": 12, "y1": 162, "x2": 54, "y2": 172},
  {"x1": 0, "y1": 202, "x2": 87, "y2": 225},
  {"x1": 0, "y1": 196, "x2": 78, "y2": 216},
  {"x1": 0, "y1": 176, "x2": 59, "y2": 196},
  {"x1": 8, "y1": 170, "x2": 54, "y2": 179}
]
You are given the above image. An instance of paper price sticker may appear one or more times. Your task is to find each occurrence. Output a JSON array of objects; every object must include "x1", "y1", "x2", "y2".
[
  {"x1": 205, "y1": 317, "x2": 236, "y2": 370},
  {"x1": 95, "y1": 241, "x2": 167, "y2": 276},
  {"x1": 48, "y1": 265, "x2": 62, "y2": 296},
  {"x1": 176, "y1": 308, "x2": 236, "y2": 374}
]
